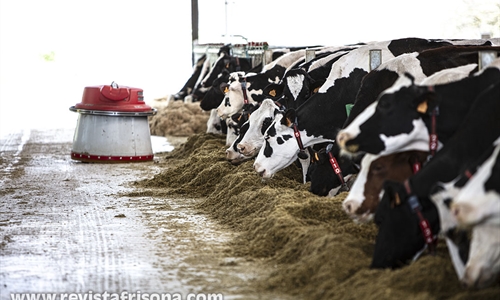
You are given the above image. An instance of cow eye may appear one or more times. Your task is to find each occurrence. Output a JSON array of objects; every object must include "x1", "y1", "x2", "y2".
[{"x1": 372, "y1": 164, "x2": 385, "y2": 174}]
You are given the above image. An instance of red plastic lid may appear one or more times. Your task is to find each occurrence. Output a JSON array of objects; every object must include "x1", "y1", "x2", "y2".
[{"x1": 74, "y1": 82, "x2": 153, "y2": 112}]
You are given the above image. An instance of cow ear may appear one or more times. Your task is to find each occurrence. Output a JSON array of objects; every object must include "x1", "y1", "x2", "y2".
[
  {"x1": 308, "y1": 147, "x2": 319, "y2": 163},
  {"x1": 220, "y1": 82, "x2": 230, "y2": 94},
  {"x1": 413, "y1": 86, "x2": 437, "y2": 115},
  {"x1": 263, "y1": 83, "x2": 283, "y2": 100},
  {"x1": 283, "y1": 109, "x2": 296, "y2": 127},
  {"x1": 384, "y1": 180, "x2": 405, "y2": 208}
]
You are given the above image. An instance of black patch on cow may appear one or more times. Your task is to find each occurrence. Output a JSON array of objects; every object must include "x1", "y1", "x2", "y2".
[
  {"x1": 485, "y1": 149, "x2": 500, "y2": 193},
  {"x1": 344, "y1": 69, "x2": 400, "y2": 127},
  {"x1": 263, "y1": 140, "x2": 273, "y2": 158},
  {"x1": 261, "y1": 117, "x2": 273, "y2": 135},
  {"x1": 387, "y1": 38, "x2": 452, "y2": 57},
  {"x1": 445, "y1": 227, "x2": 470, "y2": 265},
  {"x1": 282, "y1": 134, "x2": 292, "y2": 141},
  {"x1": 277, "y1": 137, "x2": 285, "y2": 145},
  {"x1": 266, "y1": 123, "x2": 277, "y2": 137},
  {"x1": 232, "y1": 122, "x2": 250, "y2": 151}
]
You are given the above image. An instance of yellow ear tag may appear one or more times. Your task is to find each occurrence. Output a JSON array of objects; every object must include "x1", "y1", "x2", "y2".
[
  {"x1": 224, "y1": 87, "x2": 229, "y2": 94},
  {"x1": 417, "y1": 101, "x2": 428, "y2": 114},
  {"x1": 285, "y1": 117, "x2": 293, "y2": 127},
  {"x1": 394, "y1": 193, "x2": 401, "y2": 206},
  {"x1": 314, "y1": 153, "x2": 320, "y2": 161},
  {"x1": 269, "y1": 89, "x2": 276, "y2": 97},
  {"x1": 313, "y1": 87, "x2": 320, "y2": 94}
]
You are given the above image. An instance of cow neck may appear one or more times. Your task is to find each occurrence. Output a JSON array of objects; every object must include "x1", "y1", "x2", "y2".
[
  {"x1": 241, "y1": 77, "x2": 249, "y2": 105},
  {"x1": 326, "y1": 143, "x2": 349, "y2": 191},
  {"x1": 292, "y1": 117, "x2": 308, "y2": 159},
  {"x1": 403, "y1": 179, "x2": 437, "y2": 255}
]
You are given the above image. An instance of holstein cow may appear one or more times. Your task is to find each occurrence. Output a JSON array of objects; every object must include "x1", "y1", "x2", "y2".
[
  {"x1": 337, "y1": 47, "x2": 500, "y2": 156},
  {"x1": 252, "y1": 37, "x2": 465, "y2": 179},
  {"x1": 193, "y1": 49, "x2": 255, "y2": 104},
  {"x1": 369, "y1": 72, "x2": 500, "y2": 269},
  {"x1": 342, "y1": 43, "x2": 499, "y2": 128},
  {"x1": 430, "y1": 137, "x2": 500, "y2": 287},
  {"x1": 450, "y1": 137, "x2": 500, "y2": 289},
  {"x1": 342, "y1": 60, "x2": 482, "y2": 222}
]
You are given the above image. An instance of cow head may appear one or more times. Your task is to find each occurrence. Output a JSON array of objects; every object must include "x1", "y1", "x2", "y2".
[
  {"x1": 337, "y1": 74, "x2": 437, "y2": 156},
  {"x1": 253, "y1": 112, "x2": 299, "y2": 179},
  {"x1": 199, "y1": 70, "x2": 231, "y2": 111},
  {"x1": 370, "y1": 179, "x2": 440, "y2": 269},
  {"x1": 343, "y1": 150, "x2": 428, "y2": 223},
  {"x1": 217, "y1": 72, "x2": 257, "y2": 119},
  {"x1": 226, "y1": 121, "x2": 254, "y2": 165},
  {"x1": 237, "y1": 99, "x2": 281, "y2": 158},
  {"x1": 307, "y1": 142, "x2": 359, "y2": 197}
]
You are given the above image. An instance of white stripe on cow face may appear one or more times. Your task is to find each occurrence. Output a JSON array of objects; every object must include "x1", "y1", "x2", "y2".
[
  {"x1": 452, "y1": 144, "x2": 500, "y2": 227},
  {"x1": 342, "y1": 153, "x2": 379, "y2": 222},
  {"x1": 286, "y1": 74, "x2": 305, "y2": 101},
  {"x1": 378, "y1": 118, "x2": 433, "y2": 156}
]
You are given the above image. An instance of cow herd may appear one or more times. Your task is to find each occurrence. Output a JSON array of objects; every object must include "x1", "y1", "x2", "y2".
[{"x1": 173, "y1": 37, "x2": 500, "y2": 289}]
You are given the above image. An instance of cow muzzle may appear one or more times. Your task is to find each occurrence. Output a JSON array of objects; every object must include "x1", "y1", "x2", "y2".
[{"x1": 337, "y1": 131, "x2": 359, "y2": 153}]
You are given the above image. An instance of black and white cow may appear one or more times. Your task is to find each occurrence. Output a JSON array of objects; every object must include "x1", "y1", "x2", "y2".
[
  {"x1": 369, "y1": 71, "x2": 500, "y2": 269},
  {"x1": 341, "y1": 60, "x2": 482, "y2": 222},
  {"x1": 337, "y1": 47, "x2": 500, "y2": 156},
  {"x1": 450, "y1": 137, "x2": 500, "y2": 289},
  {"x1": 429, "y1": 136, "x2": 500, "y2": 288},
  {"x1": 252, "y1": 38, "x2": 466, "y2": 179}
]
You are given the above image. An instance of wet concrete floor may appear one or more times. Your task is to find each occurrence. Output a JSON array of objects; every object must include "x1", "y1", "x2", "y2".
[{"x1": 0, "y1": 128, "x2": 295, "y2": 300}]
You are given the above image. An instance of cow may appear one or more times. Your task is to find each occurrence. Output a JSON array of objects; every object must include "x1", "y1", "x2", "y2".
[
  {"x1": 450, "y1": 138, "x2": 500, "y2": 288},
  {"x1": 252, "y1": 37, "x2": 465, "y2": 179},
  {"x1": 429, "y1": 137, "x2": 500, "y2": 287},
  {"x1": 336, "y1": 47, "x2": 500, "y2": 157},
  {"x1": 370, "y1": 78, "x2": 500, "y2": 270},
  {"x1": 341, "y1": 61, "x2": 481, "y2": 222}
]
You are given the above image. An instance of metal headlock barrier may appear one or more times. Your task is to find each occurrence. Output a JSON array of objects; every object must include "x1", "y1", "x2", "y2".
[{"x1": 192, "y1": 42, "x2": 276, "y2": 69}]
